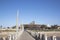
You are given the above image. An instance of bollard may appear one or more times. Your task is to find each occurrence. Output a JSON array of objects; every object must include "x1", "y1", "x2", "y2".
[
  {"x1": 3, "y1": 37, "x2": 6, "y2": 40},
  {"x1": 40, "y1": 33, "x2": 42, "y2": 40},
  {"x1": 44, "y1": 34, "x2": 47, "y2": 40},
  {"x1": 52, "y1": 36, "x2": 56, "y2": 40},
  {"x1": 42, "y1": 34, "x2": 47, "y2": 40},
  {"x1": 9, "y1": 35, "x2": 11, "y2": 40}
]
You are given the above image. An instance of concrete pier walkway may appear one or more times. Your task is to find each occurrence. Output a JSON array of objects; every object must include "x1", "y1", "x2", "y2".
[{"x1": 17, "y1": 31, "x2": 35, "y2": 40}]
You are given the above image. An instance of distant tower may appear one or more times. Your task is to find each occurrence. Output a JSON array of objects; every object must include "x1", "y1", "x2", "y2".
[{"x1": 16, "y1": 10, "x2": 19, "y2": 34}]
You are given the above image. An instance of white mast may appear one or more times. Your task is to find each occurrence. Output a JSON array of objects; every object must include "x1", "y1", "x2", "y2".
[{"x1": 16, "y1": 10, "x2": 19, "y2": 34}]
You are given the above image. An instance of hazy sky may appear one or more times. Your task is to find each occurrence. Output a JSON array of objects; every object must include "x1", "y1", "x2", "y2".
[{"x1": 0, "y1": 0, "x2": 60, "y2": 27}]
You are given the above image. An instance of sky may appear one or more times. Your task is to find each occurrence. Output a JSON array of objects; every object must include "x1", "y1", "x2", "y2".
[{"x1": 0, "y1": 0, "x2": 60, "y2": 27}]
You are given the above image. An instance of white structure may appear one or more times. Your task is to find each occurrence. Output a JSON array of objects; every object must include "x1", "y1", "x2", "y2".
[
  {"x1": 52, "y1": 36, "x2": 56, "y2": 40},
  {"x1": 47, "y1": 24, "x2": 51, "y2": 27},
  {"x1": 43, "y1": 34, "x2": 47, "y2": 40},
  {"x1": 42, "y1": 34, "x2": 47, "y2": 40},
  {"x1": 40, "y1": 33, "x2": 42, "y2": 40},
  {"x1": 3, "y1": 37, "x2": 6, "y2": 40},
  {"x1": 9, "y1": 35, "x2": 11, "y2": 40},
  {"x1": 16, "y1": 10, "x2": 19, "y2": 34},
  {"x1": 15, "y1": 10, "x2": 24, "y2": 40},
  {"x1": 20, "y1": 24, "x2": 24, "y2": 31}
]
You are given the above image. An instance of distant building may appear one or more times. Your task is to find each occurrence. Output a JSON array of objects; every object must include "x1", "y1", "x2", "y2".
[
  {"x1": 57, "y1": 26, "x2": 60, "y2": 29},
  {"x1": 23, "y1": 21, "x2": 39, "y2": 30},
  {"x1": 24, "y1": 24, "x2": 41, "y2": 30}
]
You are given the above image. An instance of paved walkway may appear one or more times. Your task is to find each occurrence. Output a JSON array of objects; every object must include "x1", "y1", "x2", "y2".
[{"x1": 17, "y1": 31, "x2": 35, "y2": 40}]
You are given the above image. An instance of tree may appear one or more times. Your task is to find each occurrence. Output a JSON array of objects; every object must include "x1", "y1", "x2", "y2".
[
  {"x1": 41, "y1": 24, "x2": 47, "y2": 30},
  {"x1": 51, "y1": 25, "x2": 58, "y2": 29}
]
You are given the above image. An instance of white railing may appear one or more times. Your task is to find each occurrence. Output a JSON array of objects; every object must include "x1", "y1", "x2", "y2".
[{"x1": 8, "y1": 25, "x2": 24, "y2": 40}]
